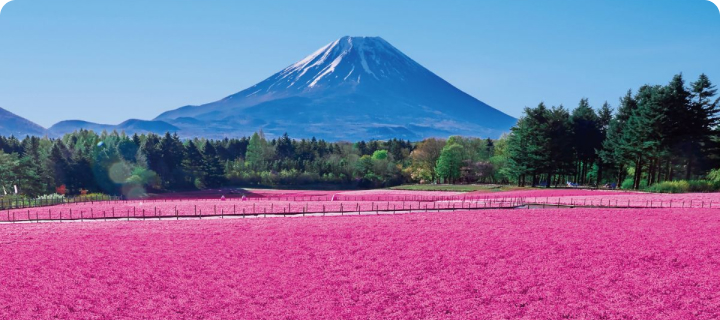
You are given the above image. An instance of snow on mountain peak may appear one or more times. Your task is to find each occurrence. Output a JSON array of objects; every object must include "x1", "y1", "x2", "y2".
[{"x1": 271, "y1": 36, "x2": 417, "y2": 90}]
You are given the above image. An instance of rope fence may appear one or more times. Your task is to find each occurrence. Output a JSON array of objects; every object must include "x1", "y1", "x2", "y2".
[
  {"x1": 1, "y1": 196, "x2": 716, "y2": 224},
  {"x1": 0, "y1": 195, "x2": 123, "y2": 211},
  {"x1": 1, "y1": 198, "x2": 521, "y2": 223}
]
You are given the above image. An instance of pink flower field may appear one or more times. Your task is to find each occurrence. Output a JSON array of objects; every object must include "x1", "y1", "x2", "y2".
[{"x1": 1, "y1": 208, "x2": 720, "y2": 319}]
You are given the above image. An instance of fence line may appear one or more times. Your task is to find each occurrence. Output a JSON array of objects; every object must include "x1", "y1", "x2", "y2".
[
  {"x1": 0, "y1": 195, "x2": 122, "y2": 211},
  {"x1": 1, "y1": 196, "x2": 716, "y2": 224},
  {"x1": 2, "y1": 198, "x2": 522, "y2": 223}
]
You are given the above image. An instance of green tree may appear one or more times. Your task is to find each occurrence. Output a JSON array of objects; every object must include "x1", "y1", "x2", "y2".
[
  {"x1": 408, "y1": 138, "x2": 445, "y2": 183},
  {"x1": 371, "y1": 150, "x2": 388, "y2": 160},
  {"x1": 203, "y1": 142, "x2": 226, "y2": 188},
  {"x1": 435, "y1": 142, "x2": 464, "y2": 183},
  {"x1": 275, "y1": 133, "x2": 295, "y2": 160},
  {"x1": 601, "y1": 90, "x2": 637, "y2": 186},
  {"x1": 685, "y1": 74, "x2": 720, "y2": 178},
  {"x1": 246, "y1": 132, "x2": 272, "y2": 171},
  {"x1": 182, "y1": 140, "x2": 205, "y2": 188},
  {"x1": 571, "y1": 99, "x2": 601, "y2": 185}
]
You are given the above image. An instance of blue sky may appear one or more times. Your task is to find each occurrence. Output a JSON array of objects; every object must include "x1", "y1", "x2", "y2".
[{"x1": 0, "y1": 0, "x2": 718, "y2": 128}]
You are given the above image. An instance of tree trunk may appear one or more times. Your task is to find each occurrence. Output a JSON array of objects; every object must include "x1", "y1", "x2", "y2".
[
  {"x1": 575, "y1": 161, "x2": 580, "y2": 184},
  {"x1": 647, "y1": 158, "x2": 655, "y2": 187},
  {"x1": 634, "y1": 157, "x2": 643, "y2": 190}
]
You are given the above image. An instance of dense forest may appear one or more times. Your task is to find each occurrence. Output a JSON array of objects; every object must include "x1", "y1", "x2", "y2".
[
  {"x1": 0, "y1": 73, "x2": 718, "y2": 198},
  {"x1": 0, "y1": 127, "x2": 508, "y2": 197},
  {"x1": 505, "y1": 73, "x2": 720, "y2": 190}
]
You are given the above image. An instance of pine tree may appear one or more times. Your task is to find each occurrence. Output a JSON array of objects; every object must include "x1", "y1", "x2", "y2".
[
  {"x1": 141, "y1": 134, "x2": 162, "y2": 183},
  {"x1": 624, "y1": 85, "x2": 666, "y2": 189},
  {"x1": 202, "y1": 142, "x2": 226, "y2": 188},
  {"x1": 522, "y1": 103, "x2": 552, "y2": 186},
  {"x1": 182, "y1": 140, "x2": 205, "y2": 188},
  {"x1": 158, "y1": 133, "x2": 185, "y2": 189},
  {"x1": 595, "y1": 102, "x2": 613, "y2": 184},
  {"x1": 275, "y1": 133, "x2": 295, "y2": 160},
  {"x1": 601, "y1": 90, "x2": 637, "y2": 186},
  {"x1": 571, "y1": 99, "x2": 601, "y2": 185},
  {"x1": 547, "y1": 105, "x2": 573, "y2": 187},
  {"x1": 663, "y1": 74, "x2": 693, "y2": 180},
  {"x1": 48, "y1": 142, "x2": 70, "y2": 191},
  {"x1": 686, "y1": 74, "x2": 720, "y2": 177},
  {"x1": 117, "y1": 137, "x2": 139, "y2": 163}
]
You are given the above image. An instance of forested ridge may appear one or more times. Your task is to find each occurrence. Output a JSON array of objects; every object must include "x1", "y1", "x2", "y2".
[{"x1": 0, "y1": 73, "x2": 718, "y2": 197}]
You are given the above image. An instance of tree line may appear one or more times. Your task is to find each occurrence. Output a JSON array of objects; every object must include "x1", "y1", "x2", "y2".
[
  {"x1": 505, "y1": 73, "x2": 720, "y2": 189},
  {"x1": 0, "y1": 128, "x2": 512, "y2": 198}
]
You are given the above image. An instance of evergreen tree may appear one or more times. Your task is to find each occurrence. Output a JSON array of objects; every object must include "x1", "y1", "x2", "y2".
[
  {"x1": 686, "y1": 74, "x2": 720, "y2": 177},
  {"x1": 48, "y1": 142, "x2": 70, "y2": 191},
  {"x1": 624, "y1": 85, "x2": 667, "y2": 189},
  {"x1": 202, "y1": 142, "x2": 226, "y2": 188},
  {"x1": 601, "y1": 90, "x2": 637, "y2": 186},
  {"x1": 595, "y1": 101, "x2": 613, "y2": 184},
  {"x1": 275, "y1": 133, "x2": 295, "y2": 160},
  {"x1": 158, "y1": 133, "x2": 185, "y2": 189},
  {"x1": 117, "y1": 137, "x2": 139, "y2": 163},
  {"x1": 506, "y1": 115, "x2": 532, "y2": 186},
  {"x1": 182, "y1": 140, "x2": 205, "y2": 188},
  {"x1": 547, "y1": 105, "x2": 573, "y2": 187},
  {"x1": 521, "y1": 103, "x2": 552, "y2": 186},
  {"x1": 570, "y1": 99, "x2": 601, "y2": 185},
  {"x1": 141, "y1": 134, "x2": 162, "y2": 184}
]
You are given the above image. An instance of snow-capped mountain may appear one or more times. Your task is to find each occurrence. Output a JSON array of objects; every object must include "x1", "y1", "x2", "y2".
[
  {"x1": 0, "y1": 107, "x2": 46, "y2": 137},
  {"x1": 47, "y1": 36, "x2": 516, "y2": 140},
  {"x1": 155, "y1": 36, "x2": 516, "y2": 140}
]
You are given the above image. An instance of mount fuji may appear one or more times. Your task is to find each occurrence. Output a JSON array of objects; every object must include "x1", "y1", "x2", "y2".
[
  {"x1": 46, "y1": 36, "x2": 516, "y2": 140},
  {"x1": 153, "y1": 36, "x2": 516, "y2": 140}
]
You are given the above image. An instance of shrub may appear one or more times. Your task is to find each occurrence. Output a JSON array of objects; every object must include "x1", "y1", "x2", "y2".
[
  {"x1": 645, "y1": 180, "x2": 718, "y2": 193},
  {"x1": 707, "y1": 169, "x2": 720, "y2": 184},
  {"x1": 621, "y1": 178, "x2": 647, "y2": 190},
  {"x1": 36, "y1": 193, "x2": 65, "y2": 201}
]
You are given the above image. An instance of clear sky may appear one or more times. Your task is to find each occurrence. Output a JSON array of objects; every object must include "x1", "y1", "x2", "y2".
[{"x1": 0, "y1": 0, "x2": 719, "y2": 128}]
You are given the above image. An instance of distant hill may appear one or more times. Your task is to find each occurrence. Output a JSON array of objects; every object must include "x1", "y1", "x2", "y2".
[
  {"x1": 0, "y1": 107, "x2": 46, "y2": 137},
  {"x1": 49, "y1": 119, "x2": 178, "y2": 137}
]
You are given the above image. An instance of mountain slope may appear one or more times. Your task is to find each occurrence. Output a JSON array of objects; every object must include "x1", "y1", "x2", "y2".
[
  {"x1": 0, "y1": 107, "x2": 46, "y2": 137},
  {"x1": 156, "y1": 36, "x2": 516, "y2": 140}
]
